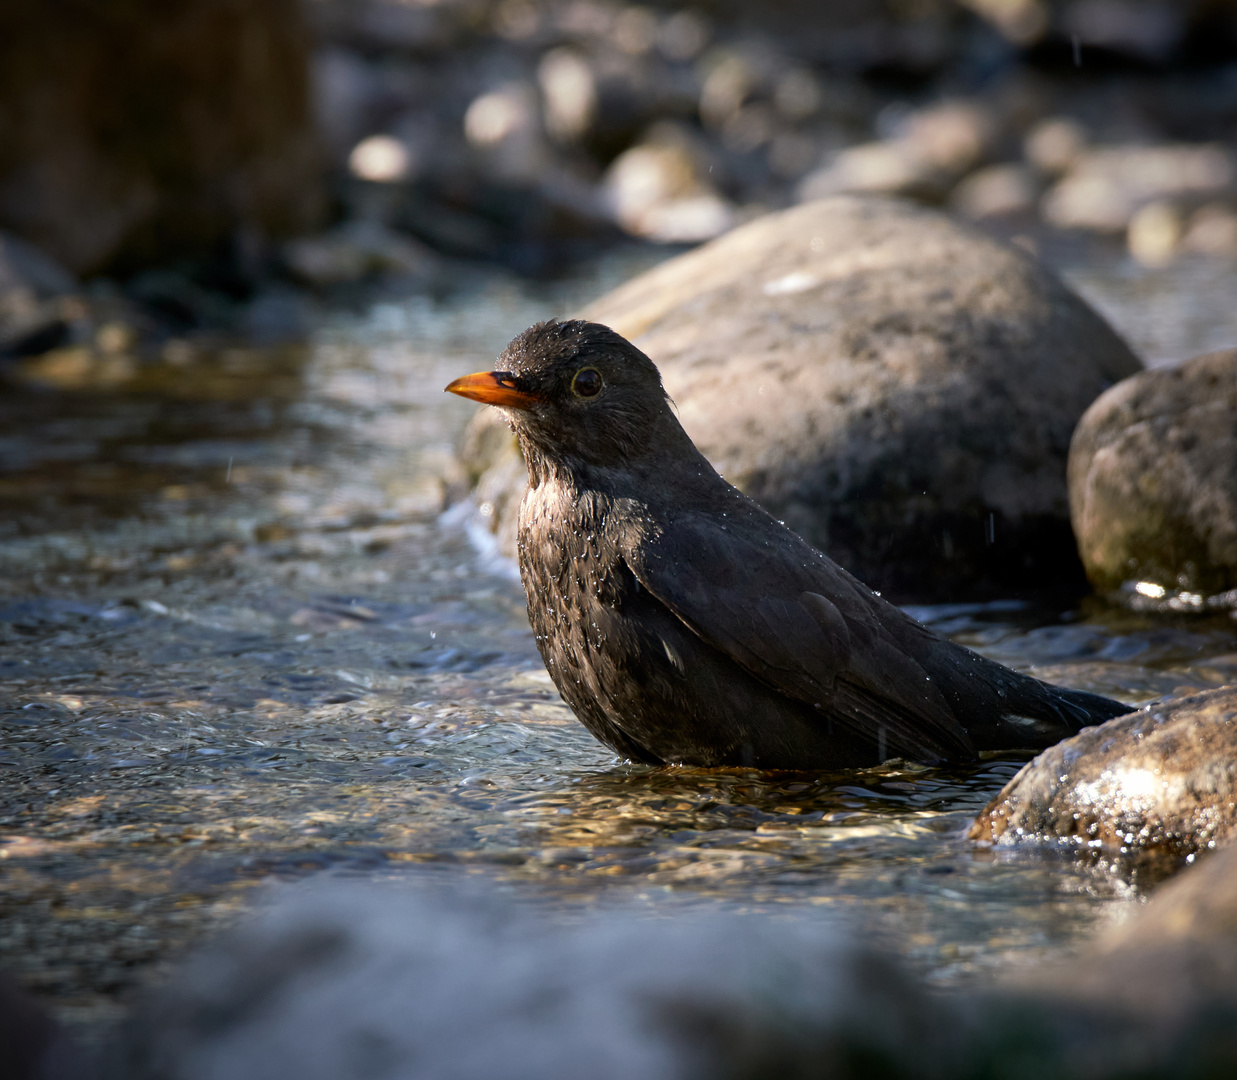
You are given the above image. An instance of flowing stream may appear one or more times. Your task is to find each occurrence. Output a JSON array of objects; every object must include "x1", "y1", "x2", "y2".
[{"x1": 2, "y1": 246, "x2": 1236, "y2": 1047}]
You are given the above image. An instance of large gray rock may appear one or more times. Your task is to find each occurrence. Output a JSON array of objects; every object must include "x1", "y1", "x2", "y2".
[
  {"x1": 462, "y1": 195, "x2": 1140, "y2": 599},
  {"x1": 1069, "y1": 347, "x2": 1237, "y2": 601},
  {"x1": 970, "y1": 686, "x2": 1237, "y2": 857}
]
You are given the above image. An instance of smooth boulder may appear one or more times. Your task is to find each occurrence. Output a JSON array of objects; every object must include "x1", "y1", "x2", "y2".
[
  {"x1": 462, "y1": 195, "x2": 1140, "y2": 598},
  {"x1": 1069, "y1": 347, "x2": 1237, "y2": 600},
  {"x1": 970, "y1": 686, "x2": 1237, "y2": 857}
]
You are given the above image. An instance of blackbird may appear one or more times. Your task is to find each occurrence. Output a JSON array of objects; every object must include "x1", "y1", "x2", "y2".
[{"x1": 446, "y1": 319, "x2": 1129, "y2": 769}]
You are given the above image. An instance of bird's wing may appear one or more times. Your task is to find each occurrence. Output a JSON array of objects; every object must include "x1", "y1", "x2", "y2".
[{"x1": 621, "y1": 508, "x2": 974, "y2": 760}]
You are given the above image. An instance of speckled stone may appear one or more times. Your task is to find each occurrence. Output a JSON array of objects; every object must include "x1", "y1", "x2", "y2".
[
  {"x1": 1068, "y1": 347, "x2": 1237, "y2": 598},
  {"x1": 970, "y1": 686, "x2": 1237, "y2": 857}
]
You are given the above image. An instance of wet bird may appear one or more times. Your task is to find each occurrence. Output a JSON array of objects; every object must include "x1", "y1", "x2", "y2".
[{"x1": 446, "y1": 319, "x2": 1129, "y2": 769}]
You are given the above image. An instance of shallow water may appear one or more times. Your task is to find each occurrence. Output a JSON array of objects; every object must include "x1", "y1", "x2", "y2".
[{"x1": 2, "y1": 245, "x2": 1236, "y2": 1045}]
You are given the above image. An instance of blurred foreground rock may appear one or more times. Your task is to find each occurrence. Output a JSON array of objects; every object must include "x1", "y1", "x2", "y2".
[
  {"x1": 970, "y1": 686, "x2": 1237, "y2": 858},
  {"x1": 992, "y1": 840, "x2": 1237, "y2": 1077},
  {"x1": 1069, "y1": 347, "x2": 1237, "y2": 604},
  {"x1": 107, "y1": 858, "x2": 1237, "y2": 1080},
  {"x1": 1041, "y1": 839, "x2": 1237, "y2": 1028},
  {"x1": 461, "y1": 195, "x2": 1140, "y2": 599},
  {"x1": 0, "y1": 0, "x2": 324, "y2": 276},
  {"x1": 108, "y1": 881, "x2": 948, "y2": 1080}
]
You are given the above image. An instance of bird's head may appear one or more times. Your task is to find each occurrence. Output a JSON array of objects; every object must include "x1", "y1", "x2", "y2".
[{"x1": 446, "y1": 319, "x2": 687, "y2": 476}]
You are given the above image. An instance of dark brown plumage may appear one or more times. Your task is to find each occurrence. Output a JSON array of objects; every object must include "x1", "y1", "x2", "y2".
[{"x1": 446, "y1": 319, "x2": 1129, "y2": 769}]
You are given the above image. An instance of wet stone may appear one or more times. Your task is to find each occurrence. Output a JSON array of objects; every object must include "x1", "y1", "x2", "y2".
[
  {"x1": 970, "y1": 685, "x2": 1237, "y2": 858},
  {"x1": 1069, "y1": 347, "x2": 1237, "y2": 603}
]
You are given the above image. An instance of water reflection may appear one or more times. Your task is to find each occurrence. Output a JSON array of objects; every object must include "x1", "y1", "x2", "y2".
[{"x1": 1, "y1": 254, "x2": 1236, "y2": 1043}]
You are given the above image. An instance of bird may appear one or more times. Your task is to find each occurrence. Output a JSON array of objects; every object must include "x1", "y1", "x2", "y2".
[{"x1": 445, "y1": 319, "x2": 1130, "y2": 770}]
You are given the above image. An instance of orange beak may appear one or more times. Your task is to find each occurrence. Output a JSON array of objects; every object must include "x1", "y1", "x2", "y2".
[{"x1": 444, "y1": 370, "x2": 541, "y2": 410}]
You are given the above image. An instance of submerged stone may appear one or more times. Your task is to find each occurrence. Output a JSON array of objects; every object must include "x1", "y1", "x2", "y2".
[{"x1": 970, "y1": 686, "x2": 1237, "y2": 857}]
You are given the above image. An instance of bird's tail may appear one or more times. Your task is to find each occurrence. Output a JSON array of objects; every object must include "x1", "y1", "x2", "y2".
[
  {"x1": 1034, "y1": 681, "x2": 1130, "y2": 728},
  {"x1": 988, "y1": 667, "x2": 1129, "y2": 750}
]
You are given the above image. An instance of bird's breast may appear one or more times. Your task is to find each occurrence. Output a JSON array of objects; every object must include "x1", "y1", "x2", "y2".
[
  {"x1": 517, "y1": 482, "x2": 630, "y2": 624},
  {"x1": 516, "y1": 481, "x2": 663, "y2": 742}
]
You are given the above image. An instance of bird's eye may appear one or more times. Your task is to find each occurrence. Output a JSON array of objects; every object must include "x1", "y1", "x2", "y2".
[{"x1": 571, "y1": 367, "x2": 603, "y2": 398}]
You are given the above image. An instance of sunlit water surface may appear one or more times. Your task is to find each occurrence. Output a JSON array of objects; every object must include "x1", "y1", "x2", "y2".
[{"x1": 2, "y1": 246, "x2": 1236, "y2": 1046}]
